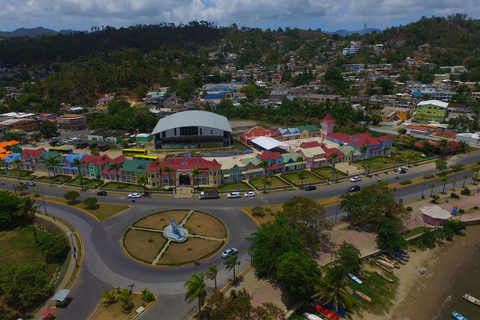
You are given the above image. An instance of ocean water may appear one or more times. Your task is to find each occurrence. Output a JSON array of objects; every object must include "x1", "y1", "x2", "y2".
[{"x1": 434, "y1": 247, "x2": 480, "y2": 319}]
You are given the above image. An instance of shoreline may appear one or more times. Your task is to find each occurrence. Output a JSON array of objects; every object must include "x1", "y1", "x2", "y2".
[{"x1": 363, "y1": 224, "x2": 480, "y2": 320}]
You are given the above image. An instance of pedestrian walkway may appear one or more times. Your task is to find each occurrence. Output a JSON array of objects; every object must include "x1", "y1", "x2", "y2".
[{"x1": 33, "y1": 214, "x2": 80, "y2": 320}]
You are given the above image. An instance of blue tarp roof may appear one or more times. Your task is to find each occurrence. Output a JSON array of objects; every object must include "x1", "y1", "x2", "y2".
[{"x1": 51, "y1": 289, "x2": 70, "y2": 302}]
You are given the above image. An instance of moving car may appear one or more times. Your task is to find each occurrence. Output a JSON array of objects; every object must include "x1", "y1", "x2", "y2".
[
  {"x1": 305, "y1": 186, "x2": 317, "y2": 191},
  {"x1": 348, "y1": 185, "x2": 361, "y2": 192},
  {"x1": 128, "y1": 193, "x2": 141, "y2": 199},
  {"x1": 221, "y1": 248, "x2": 238, "y2": 258},
  {"x1": 24, "y1": 181, "x2": 36, "y2": 186},
  {"x1": 97, "y1": 191, "x2": 107, "y2": 196},
  {"x1": 244, "y1": 191, "x2": 255, "y2": 197},
  {"x1": 399, "y1": 166, "x2": 408, "y2": 173},
  {"x1": 227, "y1": 192, "x2": 241, "y2": 199},
  {"x1": 350, "y1": 176, "x2": 362, "y2": 182}
]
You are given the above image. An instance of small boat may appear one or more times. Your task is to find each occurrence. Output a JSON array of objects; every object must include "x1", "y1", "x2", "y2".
[
  {"x1": 353, "y1": 290, "x2": 372, "y2": 303},
  {"x1": 311, "y1": 302, "x2": 340, "y2": 320},
  {"x1": 376, "y1": 259, "x2": 395, "y2": 269},
  {"x1": 373, "y1": 260, "x2": 394, "y2": 274},
  {"x1": 392, "y1": 252, "x2": 410, "y2": 261},
  {"x1": 381, "y1": 255, "x2": 400, "y2": 268},
  {"x1": 376, "y1": 270, "x2": 394, "y2": 283},
  {"x1": 388, "y1": 254, "x2": 407, "y2": 265},
  {"x1": 463, "y1": 293, "x2": 480, "y2": 306},
  {"x1": 303, "y1": 312, "x2": 323, "y2": 320},
  {"x1": 348, "y1": 273, "x2": 363, "y2": 285},
  {"x1": 355, "y1": 273, "x2": 366, "y2": 280},
  {"x1": 451, "y1": 311, "x2": 467, "y2": 320}
]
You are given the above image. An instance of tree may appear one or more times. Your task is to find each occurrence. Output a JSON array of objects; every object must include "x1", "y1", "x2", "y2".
[
  {"x1": 90, "y1": 147, "x2": 100, "y2": 155},
  {"x1": 458, "y1": 140, "x2": 470, "y2": 154},
  {"x1": 39, "y1": 120, "x2": 58, "y2": 137},
  {"x1": 137, "y1": 174, "x2": 148, "y2": 195},
  {"x1": 383, "y1": 146, "x2": 391, "y2": 163},
  {"x1": 437, "y1": 139, "x2": 449, "y2": 158},
  {"x1": 462, "y1": 174, "x2": 468, "y2": 188},
  {"x1": 422, "y1": 140, "x2": 436, "y2": 155},
  {"x1": 340, "y1": 184, "x2": 410, "y2": 227},
  {"x1": 0, "y1": 262, "x2": 52, "y2": 312},
  {"x1": 429, "y1": 183, "x2": 435, "y2": 197},
  {"x1": 261, "y1": 159, "x2": 269, "y2": 193},
  {"x1": 163, "y1": 166, "x2": 174, "y2": 188},
  {"x1": 118, "y1": 288, "x2": 134, "y2": 310},
  {"x1": 375, "y1": 216, "x2": 407, "y2": 253},
  {"x1": 109, "y1": 162, "x2": 123, "y2": 188},
  {"x1": 297, "y1": 170, "x2": 307, "y2": 188},
  {"x1": 192, "y1": 166, "x2": 200, "y2": 190},
  {"x1": 276, "y1": 250, "x2": 321, "y2": 302},
  {"x1": 72, "y1": 158, "x2": 86, "y2": 189},
  {"x1": 334, "y1": 241, "x2": 362, "y2": 274},
  {"x1": 76, "y1": 172, "x2": 86, "y2": 191},
  {"x1": 206, "y1": 264, "x2": 218, "y2": 292},
  {"x1": 45, "y1": 155, "x2": 61, "y2": 179},
  {"x1": 282, "y1": 196, "x2": 334, "y2": 253},
  {"x1": 0, "y1": 191, "x2": 21, "y2": 226},
  {"x1": 101, "y1": 289, "x2": 116, "y2": 305},
  {"x1": 435, "y1": 158, "x2": 447, "y2": 172},
  {"x1": 17, "y1": 197, "x2": 41, "y2": 244},
  {"x1": 64, "y1": 190, "x2": 80, "y2": 204},
  {"x1": 451, "y1": 178, "x2": 457, "y2": 190},
  {"x1": 224, "y1": 253, "x2": 240, "y2": 280},
  {"x1": 83, "y1": 197, "x2": 98, "y2": 208},
  {"x1": 311, "y1": 264, "x2": 352, "y2": 312},
  {"x1": 397, "y1": 128, "x2": 407, "y2": 145},
  {"x1": 330, "y1": 152, "x2": 338, "y2": 182},
  {"x1": 440, "y1": 176, "x2": 448, "y2": 193},
  {"x1": 12, "y1": 158, "x2": 23, "y2": 177},
  {"x1": 184, "y1": 272, "x2": 207, "y2": 315},
  {"x1": 296, "y1": 156, "x2": 306, "y2": 188},
  {"x1": 359, "y1": 145, "x2": 368, "y2": 164}
]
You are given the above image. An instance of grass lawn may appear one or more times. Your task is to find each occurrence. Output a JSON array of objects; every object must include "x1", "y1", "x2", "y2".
[
  {"x1": 218, "y1": 182, "x2": 251, "y2": 191},
  {"x1": 1, "y1": 169, "x2": 33, "y2": 177},
  {"x1": 124, "y1": 229, "x2": 167, "y2": 263},
  {"x1": 249, "y1": 176, "x2": 288, "y2": 189},
  {"x1": 89, "y1": 293, "x2": 147, "y2": 320},
  {"x1": 355, "y1": 157, "x2": 392, "y2": 171},
  {"x1": 281, "y1": 171, "x2": 324, "y2": 185},
  {"x1": 102, "y1": 182, "x2": 142, "y2": 190},
  {"x1": 134, "y1": 210, "x2": 190, "y2": 230},
  {"x1": 42, "y1": 195, "x2": 129, "y2": 220},
  {"x1": 68, "y1": 178, "x2": 104, "y2": 188},
  {"x1": 157, "y1": 238, "x2": 223, "y2": 265},
  {"x1": 401, "y1": 226, "x2": 427, "y2": 239},
  {"x1": 183, "y1": 212, "x2": 226, "y2": 238},
  {"x1": 312, "y1": 166, "x2": 347, "y2": 179}
]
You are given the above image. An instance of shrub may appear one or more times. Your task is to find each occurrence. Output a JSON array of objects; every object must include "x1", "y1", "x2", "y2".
[
  {"x1": 426, "y1": 174, "x2": 436, "y2": 179},
  {"x1": 443, "y1": 220, "x2": 466, "y2": 233},
  {"x1": 450, "y1": 193, "x2": 460, "y2": 199},
  {"x1": 461, "y1": 188, "x2": 471, "y2": 196},
  {"x1": 430, "y1": 195, "x2": 440, "y2": 203},
  {"x1": 459, "y1": 209, "x2": 465, "y2": 214},
  {"x1": 407, "y1": 206, "x2": 413, "y2": 211},
  {"x1": 399, "y1": 180, "x2": 412, "y2": 185},
  {"x1": 450, "y1": 164, "x2": 465, "y2": 172},
  {"x1": 251, "y1": 206, "x2": 265, "y2": 218},
  {"x1": 422, "y1": 231, "x2": 437, "y2": 248},
  {"x1": 474, "y1": 206, "x2": 479, "y2": 210},
  {"x1": 39, "y1": 234, "x2": 70, "y2": 263}
]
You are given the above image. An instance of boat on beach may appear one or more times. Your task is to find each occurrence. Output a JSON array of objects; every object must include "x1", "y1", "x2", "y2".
[
  {"x1": 451, "y1": 311, "x2": 467, "y2": 320},
  {"x1": 303, "y1": 312, "x2": 323, "y2": 320},
  {"x1": 353, "y1": 290, "x2": 372, "y2": 302},
  {"x1": 355, "y1": 273, "x2": 366, "y2": 279},
  {"x1": 376, "y1": 270, "x2": 394, "y2": 283},
  {"x1": 376, "y1": 259, "x2": 395, "y2": 269},
  {"x1": 463, "y1": 293, "x2": 480, "y2": 306},
  {"x1": 311, "y1": 301, "x2": 340, "y2": 320},
  {"x1": 373, "y1": 260, "x2": 394, "y2": 274},
  {"x1": 348, "y1": 273, "x2": 363, "y2": 284}
]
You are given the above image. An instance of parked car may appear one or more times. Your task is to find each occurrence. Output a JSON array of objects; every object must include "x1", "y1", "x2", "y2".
[
  {"x1": 24, "y1": 181, "x2": 36, "y2": 186},
  {"x1": 128, "y1": 193, "x2": 141, "y2": 199},
  {"x1": 348, "y1": 185, "x2": 361, "y2": 192},
  {"x1": 305, "y1": 186, "x2": 317, "y2": 191},
  {"x1": 227, "y1": 192, "x2": 241, "y2": 199},
  {"x1": 244, "y1": 191, "x2": 255, "y2": 197},
  {"x1": 399, "y1": 166, "x2": 408, "y2": 173},
  {"x1": 350, "y1": 176, "x2": 362, "y2": 182},
  {"x1": 97, "y1": 191, "x2": 107, "y2": 196},
  {"x1": 221, "y1": 248, "x2": 238, "y2": 258}
]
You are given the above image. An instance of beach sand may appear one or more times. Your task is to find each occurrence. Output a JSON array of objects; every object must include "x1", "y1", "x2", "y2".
[{"x1": 363, "y1": 224, "x2": 480, "y2": 320}]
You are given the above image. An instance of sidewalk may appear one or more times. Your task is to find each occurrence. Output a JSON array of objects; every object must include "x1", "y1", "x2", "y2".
[{"x1": 33, "y1": 214, "x2": 80, "y2": 320}]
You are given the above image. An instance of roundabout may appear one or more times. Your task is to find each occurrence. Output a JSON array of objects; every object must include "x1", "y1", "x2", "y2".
[{"x1": 123, "y1": 210, "x2": 227, "y2": 266}]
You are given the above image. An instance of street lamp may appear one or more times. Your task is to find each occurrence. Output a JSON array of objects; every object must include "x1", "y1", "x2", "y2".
[
  {"x1": 421, "y1": 174, "x2": 427, "y2": 199},
  {"x1": 335, "y1": 195, "x2": 340, "y2": 224},
  {"x1": 393, "y1": 147, "x2": 399, "y2": 172},
  {"x1": 248, "y1": 232, "x2": 253, "y2": 267},
  {"x1": 40, "y1": 189, "x2": 48, "y2": 216}
]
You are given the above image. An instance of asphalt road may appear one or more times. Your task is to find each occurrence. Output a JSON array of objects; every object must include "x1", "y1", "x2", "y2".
[{"x1": 3, "y1": 150, "x2": 479, "y2": 319}]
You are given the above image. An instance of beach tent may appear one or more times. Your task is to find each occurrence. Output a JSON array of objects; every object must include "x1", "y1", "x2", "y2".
[{"x1": 420, "y1": 205, "x2": 451, "y2": 226}]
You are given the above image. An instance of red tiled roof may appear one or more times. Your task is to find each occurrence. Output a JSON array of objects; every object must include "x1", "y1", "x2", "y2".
[
  {"x1": 111, "y1": 155, "x2": 127, "y2": 163},
  {"x1": 300, "y1": 141, "x2": 322, "y2": 148},
  {"x1": 80, "y1": 155, "x2": 111, "y2": 166},
  {"x1": 377, "y1": 136, "x2": 392, "y2": 142},
  {"x1": 407, "y1": 125, "x2": 429, "y2": 132},
  {"x1": 21, "y1": 148, "x2": 47, "y2": 158},
  {"x1": 269, "y1": 164, "x2": 285, "y2": 170},
  {"x1": 257, "y1": 151, "x2": 282, "y2": 161},
  {"x1": 157, "y1": 157, "x2": 221, "y2": 170},
  {"x1": 322, "y1": 113, "x2": 334, "y2": 122},
  {"x1": 323, "y1": 148, "x2": 344, "y2": 159}
]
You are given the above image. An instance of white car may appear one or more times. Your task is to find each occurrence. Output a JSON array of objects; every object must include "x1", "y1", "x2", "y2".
[
  {"x1": 227, "y1": 192, "x2": 241, "y2": 199},
  {"x1": 128, "y1": 193, "x2": 141, "y2": 199},
  {"x1": 244, "y1": 191, "x2": 255, "y2": 197},
  {"x1": 221, "y1": 248, "x2": 238, "y2": 258},
  {"x1": 24, "y1": 181, "x2": 36, "y2": 186},
  {"x1": 350, "y1": 176, "x2": 362, "y2": 182}
]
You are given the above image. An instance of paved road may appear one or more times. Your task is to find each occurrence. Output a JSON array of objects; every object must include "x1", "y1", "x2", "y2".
[{"x1": 3, "y1": 150, "x2": 479, "y2": 319}]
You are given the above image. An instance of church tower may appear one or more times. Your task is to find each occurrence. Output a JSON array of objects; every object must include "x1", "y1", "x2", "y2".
[{"x1": 321, "y1": 113, "x2": 335, "y2": 137}]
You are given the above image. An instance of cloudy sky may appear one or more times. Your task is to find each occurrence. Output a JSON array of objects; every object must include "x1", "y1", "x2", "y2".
[{"x1": 0, "y1": 0, "x2": 478, "y2": 32}]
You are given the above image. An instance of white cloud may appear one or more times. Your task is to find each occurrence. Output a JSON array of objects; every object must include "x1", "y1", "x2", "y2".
[{"x1": 0, "y1": 0, "x2": 479, "y2": 31}]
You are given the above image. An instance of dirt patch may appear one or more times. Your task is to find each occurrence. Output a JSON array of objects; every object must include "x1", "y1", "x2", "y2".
[
  {"x1": 124, "y1": 229, "x2": 167, "y2": 263},
  {"x1": 183, "y1": 212, "x2": 226, "y2": 238},
  {"x1": 134, "y1": 210, "x2": 190, "y2": 230},
  {"x1": 157, "y1": 238, "x2": 223, "y2": 265}
]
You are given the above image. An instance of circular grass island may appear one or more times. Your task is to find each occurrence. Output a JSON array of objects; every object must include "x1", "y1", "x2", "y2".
[{"x1": 122, "y1": 210, "x2": 227, "y2": 266}]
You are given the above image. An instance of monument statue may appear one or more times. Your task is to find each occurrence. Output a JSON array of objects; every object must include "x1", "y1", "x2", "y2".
[{"x1": 165, "y1": 216, "x2": 187, "y2": 241}]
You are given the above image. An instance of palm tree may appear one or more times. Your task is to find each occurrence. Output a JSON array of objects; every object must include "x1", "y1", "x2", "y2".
[
  {"x1": 330, "y1": 152, "x2": 338, "y2": 182},
  {"x1": 413, "y1": 152, "x2": 420, "y2": 166},
  {"x1": 312, "y1": 264, "x2": 352, "y2": 312},
  {"x1": 383, "y1": 145, "x2": 390, "y2": 163},
  {"x1": 72, "y1": 158, "x2": 86, "y2": 190},
  {"x1": 224, "y1": 253, "x2": 241, "y2": 280},
  {"x1": 462, "y1": 175, "x2": 468, "y2": 188},
  {"x1": 359, "y1": 145, "x2": 368, "y2": 167},
  {"x1": 261, "y1": 159, "x2": 269, "y2": 193},
  {"x1": 118, "y1": 288, "x2": 133, "y2": 310},
  {"x1": 184, "y1": 272, "x2": 207, "y2": 316},
  {"x1": 76, "y1": 172, "x2": 86, "y2": 191},
  {"x1": 163, "y1": 166, "x2": 173, "y2": 188},
  {"x1": 12, "y1": 158, "x2": 23, "y2": 177},
  {"x1": 440, "y1": 176, "x2": 448, "y2": 193},
  {"x1": 397, "y1": 128, "x2": 407, "y2": 145},
  {"x1": 429, "y1": 183, "x2": 435, "y2": 197},
  {"x1": 191, "y1": 167, "x2": 200, "y2": 189},
  {"x1": 101, "y1": 289, "x2": 116, "y2": 305},
  {"x1": 407, "y1": 137, "x2": 418, "y2": 156},
  {"x1": 451, "y1": 178, "x2": 457, "y2": 191},
  {"x1": 137, "y1": 174, "x2": 148, "y2": 196},
  {"x1": 205, "y1": 264, "x2": 218, "y2": 292},
  {"x1": 458, "y1": 140, "x2": 470, "y2": 154},
  {"x1": 18, "y1": 197, "x2": 41, "y2": 244},
  {"x1": 45, "y1": 156, "x2": 61, "y2": 181},
  {"x1": 296, "y1": 156, "x2": 305, "y2": 188},
  {"x1": 109, "y1": 162, "x2": 123, "y2": 188},
  {"x1": 437, "y1": 139, "x2": 449, "y2": 158}
]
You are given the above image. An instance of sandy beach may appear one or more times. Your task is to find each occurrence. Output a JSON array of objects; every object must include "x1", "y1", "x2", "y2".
[{"x1": 363, "y1": 224, "x2": 480, "y2": 320}]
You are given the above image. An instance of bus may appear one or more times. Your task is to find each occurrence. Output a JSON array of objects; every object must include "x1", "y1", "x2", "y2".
[
  {"x1": 122, "y1": 149, "x2": 147, "y2": 156},
  {"x1": 133, "y1": 155, "x2": 159, "y2": 163},
  {"x1": 49, "y1": 147, "x2": 73, "y2": 154}
]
